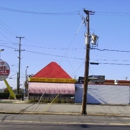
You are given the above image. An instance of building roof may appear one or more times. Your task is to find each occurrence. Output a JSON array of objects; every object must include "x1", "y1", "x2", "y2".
[{"x1": 33, "y1": 62, "x2": 72, "y2": 79}]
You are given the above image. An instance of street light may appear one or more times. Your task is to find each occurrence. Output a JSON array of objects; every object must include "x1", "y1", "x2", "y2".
[
  {"x1": 25, "y1": 66, "x2": 29, "y2": 81},
  {"x1": 0, "y1": 49, "x2": 4, "y2": 59}
]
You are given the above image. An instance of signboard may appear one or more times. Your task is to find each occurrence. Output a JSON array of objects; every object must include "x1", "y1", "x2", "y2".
[
  {"x1": 0, "y1": 60, "x2": 10, "y2": 81},
  {"x1": 78, "y1": 75, "x2": 105, "y2": 83},
  {"x1": 28, "y1": 77, "x2": 76, "y2": 83}
]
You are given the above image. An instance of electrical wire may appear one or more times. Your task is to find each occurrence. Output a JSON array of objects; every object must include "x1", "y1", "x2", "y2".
[
  {"x1": 1, "y1": 6, "x2": 130, "y2": 17},
  {"x1": 0, "y1": 44, "x2": 17, "y2": 49},
  {"x1": 5, "y1": 39, "x2": 130, "y2": 53},
  {"x1": 0, "y1": 32, "x2": 13, "y2": 42},
  {"x1": 0, "y1": 44, "x2": 84, "y2": 60},
  {"x1": 98, "y1": 62, "x2": 130, "y2": 65},
  {"x1": 0, "y1": 6, "x2": 79, "y2": 15},
  {"x1": 60, "y1": 20, "x2": 84, "y2": 63},
  {"x1": 71, "y1": 61, "x2": 84, "y2": 76},
  {"x1": 96, "y1": 11, "x2": 130, "y2": 17},
  {"x1": 1, "y1": 44, "x2": 130, "y2": 63},
  {"x1": 0, "y1": 19, "x2": 18, "y2": 36},
  {"x1": 91, "y1": 48, "x2": 130, "y2": 53},
  {"x1": 26, "y1": 50, "x2": 84, "y2": 60},
  {"x1": 2, "y1": 44, "x2": 130, "y2": 66},
  {"x1": 0, "y1": 39, "x2": 85, "y2": 50},
  {"x1": 91, "y1": 58, "x2": 130, "y2": 62}
]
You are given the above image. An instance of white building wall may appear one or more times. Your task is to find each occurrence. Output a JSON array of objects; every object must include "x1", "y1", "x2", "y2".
[
  {"x1": 129, "y1": 86, "x2": 130, "y2": 104},
  {"x1": 75, "y1": 84, "x2": 130, "y2": 105}
]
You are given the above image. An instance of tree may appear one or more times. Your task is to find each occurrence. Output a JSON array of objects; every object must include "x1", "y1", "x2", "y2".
[
  {"x1": 13, "y1": 88, "x2": 23, "y2": 94},
  {"x1": 4, "y1": 88, "x2": 9, "y2": 93}
]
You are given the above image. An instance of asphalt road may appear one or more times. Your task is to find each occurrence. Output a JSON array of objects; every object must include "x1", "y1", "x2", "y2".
[
  {"x1": 0, "y1": 114, "x2": 130, "y2": 125},
  {"x1": 0, "y1": 123, "x2": 130, "y2": 130}
]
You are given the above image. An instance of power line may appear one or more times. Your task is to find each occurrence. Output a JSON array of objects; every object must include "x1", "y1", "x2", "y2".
[
  {"x1": 2, "y1": 43, "x2": 130, "y2": 64},
  {"x1": 0, "y1": 6, "x2": 79, "y2": 15},
  {"x1": 0, "y1": 44, "x2": 17, "y2": 49},
  {"x1": 0, "y1": 44, "x2": 84, "y2": 60},
  {"x1": 0, "y1": 19, "x2": 18, "y2": 36},
  {"x1": 2, "y1": 39, "x2": 130, "y2": 53},
  {"x1": 91, "y1": 58, "x2": 130, "y2": 62},
  {"x1": 60, "y1": 20, "x2": 84, "y2": 64},
  {"x1": 0, "y1": 32, "x2": 12, "y2": 42},
  {"x1": 25, "y1": 50, "x2": 84, "y2": 60},
  {"x1": 1, "y1": 6, "x2": 130, "y2": 17},
  {"x1": 3, "y1": 40, "x2": 130, "y2": 53},
  {"x1": 2, "y1": 44, "x2": 130, "y2": 62},
  {"x1": 91, "y1": 48, "x2": 130, "y2": 53},
  {"x1": 0, "y1": 37, "x2": 85, "y2": 50},
  {"x1": 22, "y1": 44, "x2": 84, "y2": 50},
  {"x1": 98, "y1": 62, "x2": 130, "y2": 65},
  {"x1": 71, "y1": 61, "x2": 84, "y2": 76},
  {"x1": 96, "y1": 11, "x2": 130, "y2": 16}
]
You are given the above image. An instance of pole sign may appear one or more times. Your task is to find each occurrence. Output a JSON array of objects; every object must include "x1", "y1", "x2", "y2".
[{"x1": 0, "y1": 60, "x2": 10, "y2": 81}]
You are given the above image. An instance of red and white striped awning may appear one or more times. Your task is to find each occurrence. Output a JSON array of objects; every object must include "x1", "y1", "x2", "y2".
[{"x1": 28, "y1": 82, "x2": 75, "y2": 94}]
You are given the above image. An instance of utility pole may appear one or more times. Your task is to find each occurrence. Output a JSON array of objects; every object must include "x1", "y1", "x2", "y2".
[
  {"x1": 16, "y1": 36, "x2": 25, "y2": 94},
  {"x1": 82, "y1": 9, "x2": 94, "y2": 115}
]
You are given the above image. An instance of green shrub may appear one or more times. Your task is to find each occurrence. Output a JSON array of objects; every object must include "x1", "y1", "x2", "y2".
[
  {"x1": 66, "y1": 99, "x2": 74, "y2": 103},
  {"x1": 53, "y1": 99, "x2": 61, "y2": 103},
  {"x1": 61, "y1": 99, "x2": 66, "y2": 103},
  {"x1": 16, "y1": 94, "x2": 23, "y2": 99},
  {"x1": 43, "y1": 99, "x2": 50, "y2": 103},
  {"x1": 8, "y1": 95, "x2": 14, "y2": 99},
  {"x1": 0, "y1": 92, "x2": 9, "y2": 99}
]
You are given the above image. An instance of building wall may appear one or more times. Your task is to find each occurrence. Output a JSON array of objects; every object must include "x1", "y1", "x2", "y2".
[{"x1": 75, "y1": 84, "x2": 130, "y2": 105}]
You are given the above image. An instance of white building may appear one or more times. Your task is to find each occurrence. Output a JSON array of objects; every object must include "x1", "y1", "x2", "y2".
[{"x1": 75, "y1": 84, "x2": 130, "y2": 105}]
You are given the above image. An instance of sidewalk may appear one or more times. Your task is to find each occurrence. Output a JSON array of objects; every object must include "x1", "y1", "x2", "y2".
[{"x1": 0, "y1": 99, "x2": 130, "y2": 117}]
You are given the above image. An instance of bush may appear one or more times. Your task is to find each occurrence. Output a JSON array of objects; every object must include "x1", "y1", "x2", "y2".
[
  {"x1": 61, "y1": 99, "x2": 66, "y2": 103},
  {"x1": 0, "y1": 92, "x2": 9, "y2": 99},
  {"x1": 66, "y1": 99, "x2": 74, "y2": 103},
  {"x1": 43, "y1": 99, "x2": 50, "y2": 103},
  {"x1": 8, "y1": 95, "x2": 14, "y2": 99},
  {"x1": 16, "y1": 94, "x2": 23, "y2": 99},
  {"x1": 53, "y1": 99, "x2": 61, "y2": 103}
]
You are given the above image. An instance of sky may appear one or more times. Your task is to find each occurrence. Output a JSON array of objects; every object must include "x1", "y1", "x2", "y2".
[{"x1": 0, "y1": 0, "x2": 130, "y2": 89}]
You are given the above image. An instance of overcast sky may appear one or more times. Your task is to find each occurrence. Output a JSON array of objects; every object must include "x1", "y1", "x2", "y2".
[{"x1": 0, "y1": 0, "x2": 130, "y2": 89}]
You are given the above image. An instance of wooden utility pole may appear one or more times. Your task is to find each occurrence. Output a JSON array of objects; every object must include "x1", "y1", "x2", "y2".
[
  {"x1": 16, "y1": 36, "x2": 25, "y2": 94},
  {"x1": 82, "y1": 9, "x2": 94, "y2": 115}
]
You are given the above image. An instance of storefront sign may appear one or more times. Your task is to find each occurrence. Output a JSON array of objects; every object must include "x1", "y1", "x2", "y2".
[{"x1": 28, "y1": 77, "x2": 76, "y2": 83}]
